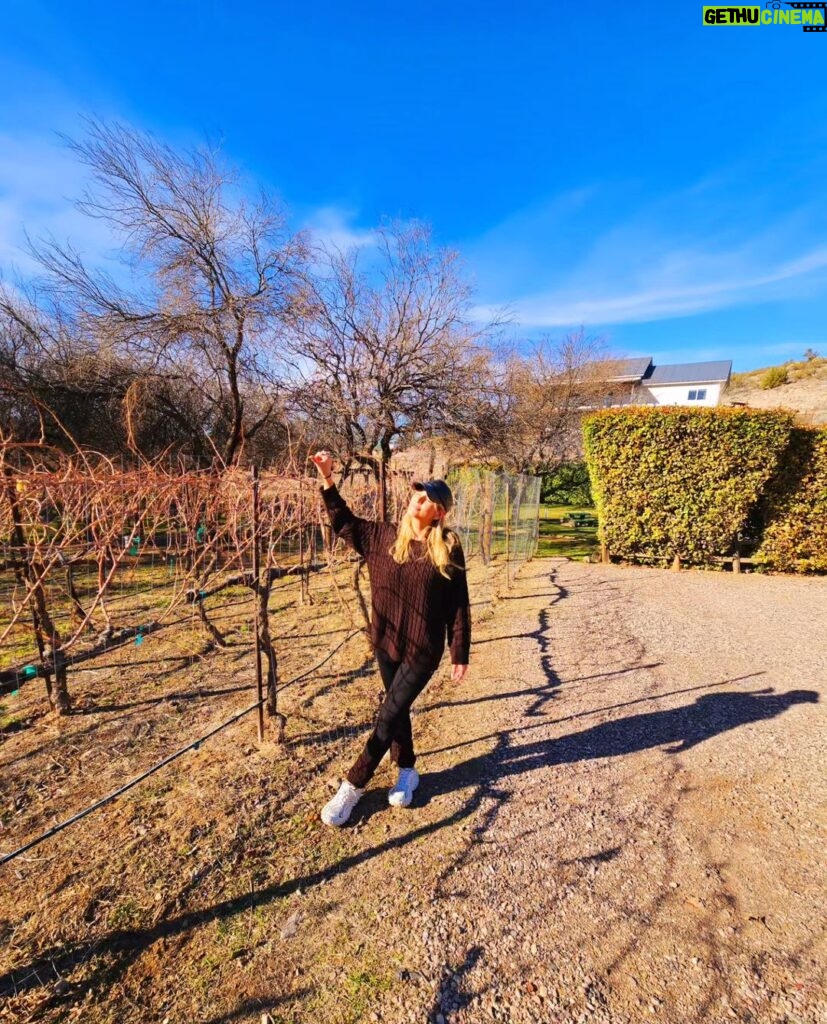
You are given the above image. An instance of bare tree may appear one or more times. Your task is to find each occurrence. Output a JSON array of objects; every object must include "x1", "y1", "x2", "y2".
[
  {"x1": 0, "y1": 284, "x2": 117, "y2": 449},
  {"x1": 466, "y1": 329, "x2": 608, "y2": 475},
  {"x1": 287, "y1": 222, "x2": 497, "y2": 511},
  {"x1": 1, "y1": 285, "x2": 213, "y2": 462},
  {"x1": 26, "y1": 119, "x2": 307, "y2": 465}
]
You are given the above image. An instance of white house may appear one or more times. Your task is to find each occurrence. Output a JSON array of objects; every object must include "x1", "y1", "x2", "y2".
[{"x1": 588, "y1": 357, "x2": 732, "y2": 408}]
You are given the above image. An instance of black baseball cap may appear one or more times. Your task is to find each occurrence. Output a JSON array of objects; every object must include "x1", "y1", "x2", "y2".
[{"x1": 412, "y1": 479, "x2": 454, "y2": 513}]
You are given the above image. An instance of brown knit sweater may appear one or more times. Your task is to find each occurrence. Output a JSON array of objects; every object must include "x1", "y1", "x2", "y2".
[{"x1": 322, "y1": 485, "x2": 471, "y2": 669}]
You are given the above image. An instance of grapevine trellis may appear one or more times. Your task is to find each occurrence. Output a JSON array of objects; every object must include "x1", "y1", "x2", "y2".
[{"x1": 0, "y1": 441, "x2": 539, "y2": 724}]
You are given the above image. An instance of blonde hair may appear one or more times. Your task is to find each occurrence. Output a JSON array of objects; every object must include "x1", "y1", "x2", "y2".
[{"x1": 390, "y1": 512, "x2": 463, "y2": 579}]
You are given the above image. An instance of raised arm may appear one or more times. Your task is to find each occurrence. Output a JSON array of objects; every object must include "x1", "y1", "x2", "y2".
[{"x1": 311, "y1": 450, "x2": 374, "y2": 557}]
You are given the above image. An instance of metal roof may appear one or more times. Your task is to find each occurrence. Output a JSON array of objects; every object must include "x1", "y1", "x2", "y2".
[
  {"x1": 644, "y1": 360, "x2": 732, "y2": 385},
  {"x1": 587, "y1": 357, "x2": 653, "y2": 382}
]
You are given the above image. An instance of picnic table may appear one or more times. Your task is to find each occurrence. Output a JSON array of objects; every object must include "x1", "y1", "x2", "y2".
[{"x1": 566, "y1": 512, "x2": 598, "y2": 529}]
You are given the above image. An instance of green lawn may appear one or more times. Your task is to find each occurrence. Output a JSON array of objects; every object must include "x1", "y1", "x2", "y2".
[{"x1": 536, "y1": 504, "x2": 600, "y2": 560}]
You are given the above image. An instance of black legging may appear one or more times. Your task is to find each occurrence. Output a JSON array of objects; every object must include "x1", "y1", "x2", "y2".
[{"x1": 346, "y1": 651, "x2": 435, "y2": 789}]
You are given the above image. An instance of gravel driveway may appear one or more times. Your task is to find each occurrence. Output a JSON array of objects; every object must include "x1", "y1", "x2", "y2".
[{"x1": 291, "y1": 558, "x2": 826, "y2": 1024}]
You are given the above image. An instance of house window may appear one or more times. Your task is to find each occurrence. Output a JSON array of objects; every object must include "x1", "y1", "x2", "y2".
[{"x1": 688, "y1": 389, "x2": 707, "y2": 401}]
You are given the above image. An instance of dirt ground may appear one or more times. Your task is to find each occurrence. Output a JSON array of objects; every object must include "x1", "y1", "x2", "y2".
[
  {"x1": 1, "y1": 557, "x2": 825, "y2": 1024},
  {"x1": 725, "y1": 374, "x2": 827, "y2": 425}
]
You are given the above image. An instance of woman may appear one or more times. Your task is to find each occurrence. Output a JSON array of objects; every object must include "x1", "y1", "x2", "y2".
[{"x1": 311, "y1": 451, "x2": 471, "y2": 826}]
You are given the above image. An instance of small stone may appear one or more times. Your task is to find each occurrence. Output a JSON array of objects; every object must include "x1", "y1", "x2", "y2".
[{"x1": 280, "y1": 910, "x2": 302, "y2": 939}]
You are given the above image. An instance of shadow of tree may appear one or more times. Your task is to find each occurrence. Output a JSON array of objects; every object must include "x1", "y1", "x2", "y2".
[
  {"x1": 419, "y1": 687, "x2": 818, "y2": 805},
  {"x1": 199, "y1": 990, "x2": 312, "y2": 1024},
  {"x1": 2, "y1": 683, "x2": 814, "y2": 1011},
  {"x1": 426, "y1": 945, "x2": 485, "y2": 1022},
  {"x1": 76, "y1": 682, "x2": 254, "y2": 715},
  {"x1": 423, "y1": 662, "x2": 665, "y2": 717}
]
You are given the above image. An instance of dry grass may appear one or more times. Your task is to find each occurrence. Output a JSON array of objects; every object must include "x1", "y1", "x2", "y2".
[
  {"x1": 729, "y1": 355, "x2": 827, "y2": 389},
  {"x1": 0, "y1": 551, "x2": 508, "y2": 1023},
  {"x1": 726, "y1": 358, "x2": 827, "y2": 425}
]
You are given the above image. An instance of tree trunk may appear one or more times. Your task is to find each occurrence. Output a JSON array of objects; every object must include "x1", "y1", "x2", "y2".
[
  {"x1": 66, "y1": 565, "x2": 92, "y2": 629},
  {"x1": 378, "y1": 457, "x2": 387, "y2": 522},
  {"x1": 258, "y1": 580, "x2": 285, "y2": 740},
  {"x1": 377, "y1": 436, "x2": 392, "y2": 522},
  {"x1": 3, "y1": 469, "x2": 70, "y2": 713},
  {"x1": 223, "y1": 324, "x2": 245, "y2": 466},
  {"x1": 30, "y1": 575, "x2": 70, "y2": 713},
  {"x1": 352, "y1": 559, "x2": 371, "y2": 629}
]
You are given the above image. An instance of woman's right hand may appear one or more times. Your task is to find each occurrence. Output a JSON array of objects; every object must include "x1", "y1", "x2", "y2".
[{"x1": 310, "y1": 450, "x2": 334, "y2": 481}]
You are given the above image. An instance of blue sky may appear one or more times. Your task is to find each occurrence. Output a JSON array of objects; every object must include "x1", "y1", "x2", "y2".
[{"x1": 2, "y1": 0, "x2": 826, "y2": 371}]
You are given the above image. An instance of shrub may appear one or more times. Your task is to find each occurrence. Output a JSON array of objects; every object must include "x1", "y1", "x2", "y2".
[
  {"x1": 583, "y1": 407, "x2": 793, "y2": 567},
  {"x1": 755, "y1": 427, "x2": 827, "y2": 573},
  {"x1": 760, "y1": 366, "x2": 788, "y2": 390},
  {"x1": 791, "y1": 355, "x2": 827, "y2": 381}
]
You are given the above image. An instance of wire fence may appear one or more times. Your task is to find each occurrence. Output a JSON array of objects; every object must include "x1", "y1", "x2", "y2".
[
  {"x1": 0, "y1": 459, "x2": 539, "y2": 701},
  {"x1": 448, "y1": 466, "x2": 542, "y2": 587}
]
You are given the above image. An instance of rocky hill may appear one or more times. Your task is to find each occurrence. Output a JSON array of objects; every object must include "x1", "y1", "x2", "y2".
[{"x1": 724, "y1": 356, "x2": 827, "y2": 425}]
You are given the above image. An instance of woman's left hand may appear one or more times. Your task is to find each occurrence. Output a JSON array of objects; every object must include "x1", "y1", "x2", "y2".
[{"x1": 451, "y1": 664, "x2": 468, "y2": 683}]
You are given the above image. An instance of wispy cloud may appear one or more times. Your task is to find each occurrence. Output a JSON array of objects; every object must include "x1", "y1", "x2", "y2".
[
  {"x1": 483, "y1": 245, "x2": 827, "y2": 326},
  {"x1": 0, "y1": 132, "x2": 120, "y2": 277},
  {"x1": 301, "y1": 206, "x2": 377, "y2": 252},
  {"x1": 0, "y1": 134, "x2": 378, "y2": 287},
  {"x1": 469, "y1": 175, "x2": 827, "y2": 328}
]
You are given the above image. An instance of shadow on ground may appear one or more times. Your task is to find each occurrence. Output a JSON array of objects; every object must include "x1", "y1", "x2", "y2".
[
  {"x1": 1, "y1": 563, "x2": 819, "y2": 1019},
  {"x1": 2, "y1": 679, "x2": 815, "y2": 1012}
]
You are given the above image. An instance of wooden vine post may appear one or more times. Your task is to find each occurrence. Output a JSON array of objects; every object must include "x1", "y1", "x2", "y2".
[
  {"x1": 251, "y1": 466, "x2": 265, "y2": 742},
  {"x1": 504, "y1": 479, "x2": 511, "y2": 590},
  {"x1": 480, "y1": 473, "x2": 493, "y2": 567}
]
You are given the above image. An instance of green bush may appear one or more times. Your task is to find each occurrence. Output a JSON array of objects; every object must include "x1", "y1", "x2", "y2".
[
  {"x1": 583, "y1": 407, "x2": 793, "y2": 567},
  {"x1": 755, "y1": 427, "x2": 827, "y2": 573},
  {"x1": 760, "y1": 366, "x2": 788, "y2": 390}
]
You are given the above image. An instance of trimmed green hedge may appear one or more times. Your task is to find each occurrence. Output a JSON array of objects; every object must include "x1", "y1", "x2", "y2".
[
  {"x1": 583, "y1": 407, "x2": 793, "y2": 567},
  {"x1": 755, "y1": 427, "x2": 827, "y2": 572}
]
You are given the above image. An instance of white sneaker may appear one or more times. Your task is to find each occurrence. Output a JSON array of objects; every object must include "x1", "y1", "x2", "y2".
[
  {"x1": 321, "y1": 780, "x2": 364, "y2": 826},
  {"x1": 388, "y1": 767, "x2": 419, "y2": 808}
]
